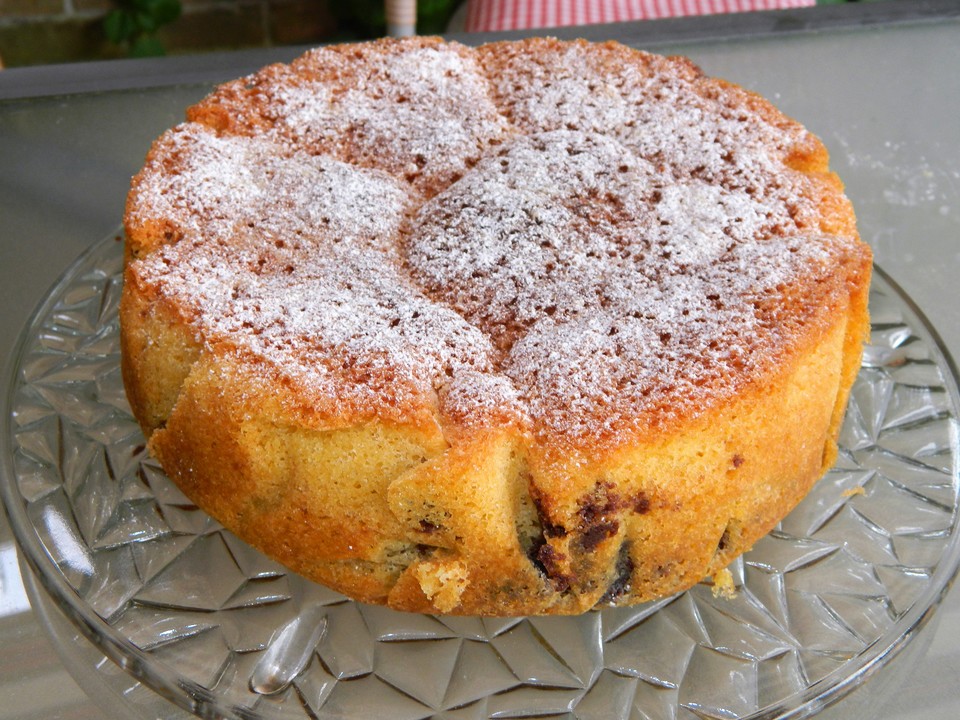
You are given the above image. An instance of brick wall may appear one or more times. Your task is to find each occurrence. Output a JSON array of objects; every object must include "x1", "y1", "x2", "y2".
[{"x1": 0, "y1": 0, "x2": 338, "y2": 67}]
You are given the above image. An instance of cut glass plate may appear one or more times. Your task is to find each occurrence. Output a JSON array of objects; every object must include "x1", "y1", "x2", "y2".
[{"x1": 2, "y1": 232, "x2": 959, "y2": 720}]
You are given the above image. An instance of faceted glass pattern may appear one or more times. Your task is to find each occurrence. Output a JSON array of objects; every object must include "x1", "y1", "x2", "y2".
[{"x1": 2, "y1": 234, "x2": 959, "y2": 720}]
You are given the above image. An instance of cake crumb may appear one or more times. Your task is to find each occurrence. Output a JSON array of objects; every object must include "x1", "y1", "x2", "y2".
[
  {"x1": 842, "y1": 486, "x2": 866, "y2": 497},
  {"x1": 414, "y1": 559, "x2": 469, "y2": 612},
  {"x1": 711, "y1": 568, "x2": 737, "y2": 599}
]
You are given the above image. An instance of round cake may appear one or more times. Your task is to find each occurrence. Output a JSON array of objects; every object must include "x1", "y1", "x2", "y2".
[{"x1": 120, "y1": 36, "x2": 872, "y2": 616}]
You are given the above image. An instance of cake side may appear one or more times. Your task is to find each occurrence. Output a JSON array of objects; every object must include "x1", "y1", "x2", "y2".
[{"x1": 141, "y1": 294, "x2": 864, "y2": 615}]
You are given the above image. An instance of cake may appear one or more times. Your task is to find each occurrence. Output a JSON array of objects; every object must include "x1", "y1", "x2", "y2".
[{"x1": 120, "y1": 36, "x2": 871, "y2": 616}]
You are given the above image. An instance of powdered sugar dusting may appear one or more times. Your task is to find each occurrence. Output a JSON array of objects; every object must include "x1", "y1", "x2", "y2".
[
  {"x1": 480, "y1": 39, "x2": 808, "y2": 188},
  {"x1": 127, "y1": 37, "x2": 863, "y2": 449},
  {"x1": 406, "y1": 131, "x2": 657, "y2": 352},
  {"x1": 404, "y1": 127, "x2": 843, "y2": 440},
  {"x1": 131, "y1": 122, "x2": 505, "y2": 424},
  {"x1": 503, "y1": 237, "x2": 840, "y2": 440},
  {"x1": 128, "y1": 123, "x2": 410, "y2": 253},
  {"x1": 194, "y1": 39, "x2": 513, "y2": 197}
]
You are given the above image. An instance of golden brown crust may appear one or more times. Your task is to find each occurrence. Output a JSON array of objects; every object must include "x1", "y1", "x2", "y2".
[{"x1": 121, "y1": 37, "x2": 871, "y2": 615}]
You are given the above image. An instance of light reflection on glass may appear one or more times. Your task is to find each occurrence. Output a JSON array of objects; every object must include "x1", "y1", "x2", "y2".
[{"x1": 42, "y1": 505, "x2": 94, "y2": 576}]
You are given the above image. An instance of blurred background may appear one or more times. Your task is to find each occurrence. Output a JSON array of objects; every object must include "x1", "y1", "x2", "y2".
[{"x1": 0, "y1": 0, "x2": 887, "y2": 69}]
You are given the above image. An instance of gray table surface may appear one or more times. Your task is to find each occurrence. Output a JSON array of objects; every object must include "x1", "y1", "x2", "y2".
[{"x1": 1, "y1": 4, "x2": 959, "y2": 718}]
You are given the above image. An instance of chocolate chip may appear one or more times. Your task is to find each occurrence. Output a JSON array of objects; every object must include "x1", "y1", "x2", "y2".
[
  {"x1": 599, "y1": 543, "x2": 634, "y2": 605},
  {"x1": 632, "y1": 492, "x2": 651, "y2": 514},
  {"x1": 534, "y1": 543, "x2": 573, "y2": 593},
  {"x1": 717, "y1": 519, "x2": 741, "y2": 553},
  {"x1": 579, "y1": 520, "x2": 619, "y2": 551},
  {"x1": 578, "y1": 481, "x2": 621, "y2": 526},
  {"x1": 531, "y1": 487, "x2": 567, "y2": 538},
  {"x1": 576, "y1": 480, "x2": 626, "y2": 550}
]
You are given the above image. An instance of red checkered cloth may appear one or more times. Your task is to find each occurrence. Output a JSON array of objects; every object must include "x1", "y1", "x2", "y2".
[{"x1": 464, "y1": 0, "x2": 815, "y2": 32}]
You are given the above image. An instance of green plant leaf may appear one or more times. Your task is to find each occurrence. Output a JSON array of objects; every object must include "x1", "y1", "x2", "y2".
[
  {"x1": 153, "y1": 0, "x2": 181, "y2": 25},
  {"x1": 103, "y1": 9, "x2": 135, "y2": 43},
  {"x1": 131, "y1": 35, "x2": 166, "y2": 57},
  {"x1": 136, "y1": 10, "x2": 158, "y2": 32}
]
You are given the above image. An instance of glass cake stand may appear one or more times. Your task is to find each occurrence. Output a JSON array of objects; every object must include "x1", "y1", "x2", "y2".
[{"x1": 2, "y1": 232, "x2": 959, "y2": 720}]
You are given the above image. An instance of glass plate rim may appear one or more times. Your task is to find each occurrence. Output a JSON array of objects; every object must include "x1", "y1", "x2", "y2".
[{"x1": 2, "y1": 231, "x2": 960, "y2": 720}]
